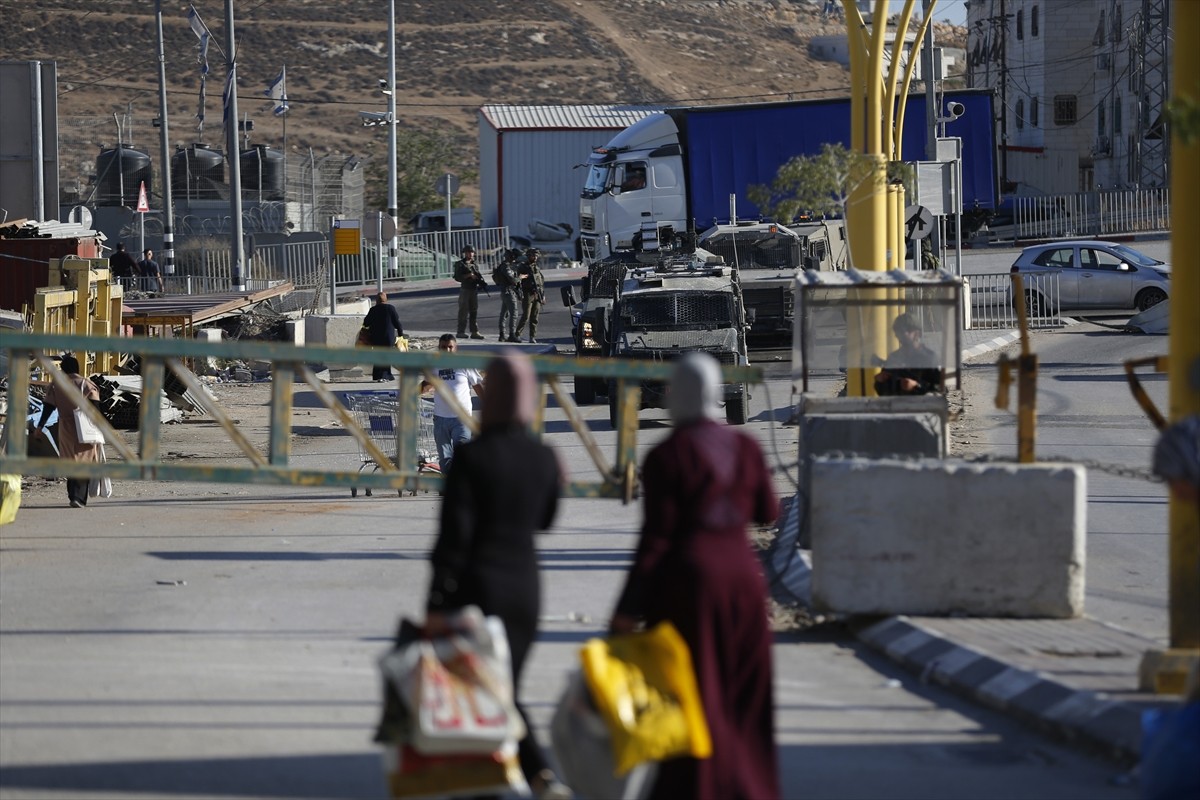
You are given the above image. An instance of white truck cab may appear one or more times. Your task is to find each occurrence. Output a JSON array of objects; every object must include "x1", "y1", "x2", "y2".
[{"x1": 579, "y1": 114, "x2": 686, "y2": 262}]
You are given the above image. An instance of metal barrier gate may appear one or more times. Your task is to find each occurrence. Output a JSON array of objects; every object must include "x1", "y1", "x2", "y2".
[{"x1": 1, "y1": 333, "x2": 761, "y2": 503}]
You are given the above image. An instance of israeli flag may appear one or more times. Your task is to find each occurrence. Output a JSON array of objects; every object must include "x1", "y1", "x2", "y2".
[
  {"x1": 264, "y1": 67, "x2": 289, "y2": 116},
  {"x1": 187, "y1": 4, "x2": 211, "y2": 75}
]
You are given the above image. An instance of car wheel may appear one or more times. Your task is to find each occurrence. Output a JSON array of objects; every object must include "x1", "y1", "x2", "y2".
[
  {"x1": 725, "y1": 388, "x2": 749, "y2": 425},
  {"x1": 1135, "y1": 287, "x2": 1167, "y2": 311},
  {"x1": 574, "y1": 376, "x2": 596, "y2": 405},
  {"x1": 1022, "y1": 290, "x2": 1047, "y2": 319}
]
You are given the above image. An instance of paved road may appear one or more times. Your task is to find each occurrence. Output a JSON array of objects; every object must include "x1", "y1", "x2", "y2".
[
  {"x1": 956, "y1": 320, "x2": 1170, "y2": 643},
  {"x1": 0, "y1": 385, "x2": 1140, "y2": 799}
]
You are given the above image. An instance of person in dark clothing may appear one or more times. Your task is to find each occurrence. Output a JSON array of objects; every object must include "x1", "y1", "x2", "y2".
[
  {"x1": 453, "y1": 245, "x2": 486, "y2": 340},
  {"x1": 513, "y1": 248, "x2": 545, "y2": 343},
  {"x1": 610, "y1": 352, "x2": 780, "y2": 800},
  {"x1": 108, "y1": 243, "x2": 138, "y2": 280},
  {"x1": 874, "y1": 312, "x2": 942, "y2": 396},
  {"x1": 362, "y1": 292, "x2": 404, "y2": 382},
  {"x1": 137, "y1": 249, "x2": 164, "y2": 293},
  {"x1": 494, "y1": 248, "x2": 522, "y2": 343},
  {"x1": 425, "y1": 353, "x2": 570, "y2": 800}
]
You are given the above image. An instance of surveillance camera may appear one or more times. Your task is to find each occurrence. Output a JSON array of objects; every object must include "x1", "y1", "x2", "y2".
[
  {"x1": 946, "y1": 101, "x2": 965, "y2": 119},
  {"x1": 378, "y1": 79, "x2": 388, "y2": 89}
]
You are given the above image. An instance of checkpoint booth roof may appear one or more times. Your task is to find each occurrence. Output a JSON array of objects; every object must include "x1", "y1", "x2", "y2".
[{"x1": 793, "y1": 268, "x2": 963, "y2": 394}]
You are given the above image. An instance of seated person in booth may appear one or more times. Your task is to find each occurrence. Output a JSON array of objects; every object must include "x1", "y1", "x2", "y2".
[{"x1": 874, "y1": 312, "x2": 942, "y2": 396}]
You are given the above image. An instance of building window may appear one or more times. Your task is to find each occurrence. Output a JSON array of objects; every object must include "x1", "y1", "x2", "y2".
[
  {"x1": 1114, "y1": 4, "x2": 1123, "y2": 41},
  {"x1": 1054, "y1": 95, "x2": 1078, "y2": 126},
  {"x1": 1098, "y1": 102, "x2": 1106, "y2": 137},
  {"x1": 1095, "y1": 11, "x2": 1106, "y2": 45},
  {"x1": 1031, "y1": 96, "x2": 1039, "y2": 127},
  {"x1": 1016, "y1": 98, "x2": 1025, "y2": 130},
  {"x1": 1114, "y1": 96, "x2": 1122, "y2": 133},
  {"x1": 1032, "y1": 6, "x2": 1039, "y2": 37},
  {"x1": 1016, "y1": 9, "x2": 1024, "y2": 40}
]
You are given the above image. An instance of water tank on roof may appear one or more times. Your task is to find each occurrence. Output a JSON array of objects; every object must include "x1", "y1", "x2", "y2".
[
  {"x1": 94, "y1": 145, "x2": 153, "y2": 207},
  {"x1": 240, "y1": 145, "x2": 285, "y2": 200},
  {"x1": 171, "y1": 144, "x2": 225, "y2": 200}
]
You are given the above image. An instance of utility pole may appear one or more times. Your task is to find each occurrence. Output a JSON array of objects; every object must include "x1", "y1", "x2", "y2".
[
  {"x1": 998, "y1": 0, "x2": 1009, "y2": 192},
  {"x1": 387, "y1": 0, "x2": 399, "y2": 277},
  {"x1": 922, "y1": 0, "x2": 941, "y2": 268},
  {"x1": 154, "y1": 0, "x2": 175, "y2": 277},
  {"x1": 224, "y1": 0, "x2": 246, "y2": 291}
]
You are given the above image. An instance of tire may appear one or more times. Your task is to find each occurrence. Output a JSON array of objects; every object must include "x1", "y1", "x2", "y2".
[
  {"x1": 1135, "y1": 287, "x2": 1167, "y2": 311},
  {"x1": 725, "y1": 386, "x2": 749, "y2": 425},
  {"x1": 574, "y1": 376, "x2": 596, "y2": 405},
  {"x1": 1019, "y1": 290, "x2": 1046, "y2": 319}
]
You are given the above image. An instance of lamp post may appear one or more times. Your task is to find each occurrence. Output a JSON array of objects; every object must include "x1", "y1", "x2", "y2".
[{"x1": 386, "y1": 0, "x2": 398, "y2": 277}]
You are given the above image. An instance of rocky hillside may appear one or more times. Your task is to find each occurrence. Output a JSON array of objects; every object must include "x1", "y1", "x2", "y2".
[{"x1": 2, "y1": 0, "x2": 965, "y2": 210}]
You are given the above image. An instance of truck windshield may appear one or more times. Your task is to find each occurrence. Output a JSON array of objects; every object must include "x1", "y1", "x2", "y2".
[
  {"x1": 623, "y1": 292, "x2": 734, "y2": 329},
  {"x1": 582, "y1": 163, "x2": 610, "y2": 198}
]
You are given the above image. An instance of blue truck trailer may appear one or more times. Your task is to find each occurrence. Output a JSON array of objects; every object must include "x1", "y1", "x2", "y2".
[{"x1": 579, "y1": 89, "x2": 996, "y2": 261}]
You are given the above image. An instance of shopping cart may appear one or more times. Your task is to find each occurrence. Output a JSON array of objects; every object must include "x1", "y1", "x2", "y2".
[{"x1": 345, "y1": 393, "x2": 440, "y2": 497}]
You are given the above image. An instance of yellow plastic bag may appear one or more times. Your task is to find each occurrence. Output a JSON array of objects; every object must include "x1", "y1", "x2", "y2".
[
  {"x1": 579, "y1": 621, "x2": 711, "y2": 775},
  {"x1": 0, "y1": 474, "x2": 21, "y2": 526},
  {"x1": 396, "y1": 336, "x2": 409, "y2": 352}
]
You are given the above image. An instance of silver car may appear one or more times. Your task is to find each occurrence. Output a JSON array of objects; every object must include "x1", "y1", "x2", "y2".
[{"x1": 1010, "y1": 240, "x2": 1170, "y2": 311}]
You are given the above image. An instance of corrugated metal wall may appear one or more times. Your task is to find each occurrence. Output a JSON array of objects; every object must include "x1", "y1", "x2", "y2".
[
  {"x1": 494, "y1": 130, "x2": 617, "y2": 244},
  {"x1": 478, "y1": 123, "x2": 500, "y2": 229}
]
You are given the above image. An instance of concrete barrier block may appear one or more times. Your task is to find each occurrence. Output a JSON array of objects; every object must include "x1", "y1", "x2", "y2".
[
  {"x1": 811, "y1": 458, "x2": 1086, "y2": 618},
  {"x1": 304, "y1": 314, "x2": 365, "y2": 348}
]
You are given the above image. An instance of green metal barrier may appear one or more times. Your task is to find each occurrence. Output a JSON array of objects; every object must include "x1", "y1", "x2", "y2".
[{"x1": 1, "y1": 332, "x2": 761, "y2": 502}]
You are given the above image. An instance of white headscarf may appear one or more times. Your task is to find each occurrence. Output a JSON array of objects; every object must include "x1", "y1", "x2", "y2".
[{"x1": 668, "y1": 352, "x2": 723, "y2": 424}]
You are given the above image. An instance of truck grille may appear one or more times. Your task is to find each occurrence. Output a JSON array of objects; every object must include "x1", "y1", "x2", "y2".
[
  {"x1": 624, "y1": 346, "x2": 737, "y2": 365},
  {"x1": 580, "y1": 215, "x2": 595, "y2": 233}
]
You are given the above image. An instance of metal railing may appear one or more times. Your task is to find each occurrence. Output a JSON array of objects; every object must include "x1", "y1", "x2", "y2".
[
  {"x1": 0, "y1": 332, "x2": 761, "y2": 503},
  {"x1": 154, "y1": 227, "x2": 513, "y2": 296},
  {"x1": 968, "y1": 272, "x2": 1062, "y2": 330},
  {"x1": 1013, "y1": 188, "x2": 1170, "y2": 241}
]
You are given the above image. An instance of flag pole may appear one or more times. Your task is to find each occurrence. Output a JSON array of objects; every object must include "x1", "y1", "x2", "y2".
[
  {"x1": 155, "y1": 0, "x2": 175, "y2": 277},
  {"x1": 223, "y1": 0, "x2": 245, "y2": 290}
]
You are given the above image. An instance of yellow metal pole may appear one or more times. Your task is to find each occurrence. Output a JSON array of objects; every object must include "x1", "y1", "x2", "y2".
[
  {"x1": 1139, "y1": 0, "x2": 1200, "y2": 693},
  {"x1": 841, "y1": 0, "x2": 892, "y2": 395}
]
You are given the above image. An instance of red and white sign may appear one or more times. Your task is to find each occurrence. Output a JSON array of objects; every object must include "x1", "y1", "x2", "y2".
[{"x1": 136, "y1": 181, "x2": 150, "y2": 213}]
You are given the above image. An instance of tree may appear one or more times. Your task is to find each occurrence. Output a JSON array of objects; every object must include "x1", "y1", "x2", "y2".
[
  {"x1": 747, "y1": 143, "x2": 913, "y2": 265},
  {"x1": 364, "y1": 129, "x2": 477, "y2": 228}
]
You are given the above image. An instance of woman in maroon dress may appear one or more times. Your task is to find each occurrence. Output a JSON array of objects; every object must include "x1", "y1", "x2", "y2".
[{"x1": 610, "y1": 352, "x2": 780, "y2": 800}]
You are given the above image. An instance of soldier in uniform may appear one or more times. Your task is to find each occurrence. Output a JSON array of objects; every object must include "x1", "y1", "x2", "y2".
[
  {"x1": 493, "y1": 248, "x2": 522, "y2": 343},
  {"x1": 513, "y1": 248, "x2": 545, "y2": 344},
  {"x1": 453, "y1": 245, "x2": 486, "y2": 340}
]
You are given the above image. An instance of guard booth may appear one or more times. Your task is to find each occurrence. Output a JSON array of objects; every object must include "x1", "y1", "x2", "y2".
[
  {"x1": 790, "y1": 269, "x2": 964, "y2": 543},
  {"x1": 792, "y1": 268, "x2": 962, "y2": 396}
]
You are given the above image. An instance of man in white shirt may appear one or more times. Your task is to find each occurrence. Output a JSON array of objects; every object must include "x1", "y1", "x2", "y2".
[{"x1": 421, "y1": 334, "x2": 484, "y2": 474}]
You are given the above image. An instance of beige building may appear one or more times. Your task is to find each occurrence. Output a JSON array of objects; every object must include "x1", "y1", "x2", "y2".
[{"x1": 965, "y1": 0, "x2": 1172, "y2": 195}]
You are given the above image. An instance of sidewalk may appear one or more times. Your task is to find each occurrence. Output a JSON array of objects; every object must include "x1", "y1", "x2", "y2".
[
  {"x1": 857, "y1": 321, "x2": 1174, "y2": 766},
  {"x1": 855, "y1": 615, "x2": 1173, "y2": 765}
]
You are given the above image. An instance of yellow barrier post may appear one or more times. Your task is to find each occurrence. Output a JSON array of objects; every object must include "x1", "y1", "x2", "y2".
[{"x1": 1139, "y1": 0, "x2": 1200, "y2": 694}]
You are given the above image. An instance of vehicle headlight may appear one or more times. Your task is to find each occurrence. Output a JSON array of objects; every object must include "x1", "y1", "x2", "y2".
[{"x1": 1155, "y1": 270, "x2": 1170, "y2": 279}]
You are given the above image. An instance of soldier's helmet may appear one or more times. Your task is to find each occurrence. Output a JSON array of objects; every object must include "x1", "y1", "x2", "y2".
[
  {"x1": 524, "y1": 247, "x2": 540, "y2": 260},
  {"x1": 462, "y1": 245, "x2": 475, "y2": 255},
  {"x1": 506, "y1": 248, "x2": 522, "y2": 260}
]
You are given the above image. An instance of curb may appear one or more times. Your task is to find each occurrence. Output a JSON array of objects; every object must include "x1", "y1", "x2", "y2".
[
  {"x1": 961, "y1": 330, "x2": 1020, "y2": 360},
  {"x1": 856, "y1": 617, "x2": 1145, "y2": 764}
]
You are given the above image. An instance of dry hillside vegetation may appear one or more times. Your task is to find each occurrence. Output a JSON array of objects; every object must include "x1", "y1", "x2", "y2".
[{"x1": 1, "y1": 0, "x2": 964, "y2": 205}]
